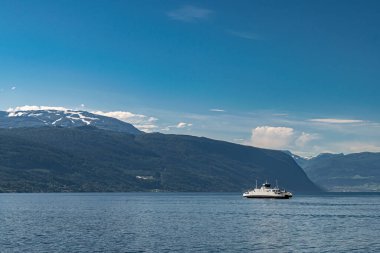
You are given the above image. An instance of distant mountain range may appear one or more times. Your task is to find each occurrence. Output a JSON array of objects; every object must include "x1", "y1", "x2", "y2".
[
  {"x1": 0, "y1": 108, "x2": 141, "y2": 134},
  {"x1": 286, "y1": 151, "x2": 380, "y2": 192},
  {"x1": 0, "y1": 111, "x2": 320, "y2": 192},
  {"x1": 7, "y1": 107, "x2": 379, "y2": 193}
]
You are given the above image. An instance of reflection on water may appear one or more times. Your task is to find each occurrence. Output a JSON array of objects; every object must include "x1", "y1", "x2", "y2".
[{"x1": 1, "y1": 193, "x2": 380, "y2": 252}]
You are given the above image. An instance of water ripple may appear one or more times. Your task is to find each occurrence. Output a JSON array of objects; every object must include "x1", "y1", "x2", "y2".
[{"x1": 0, "y1": 193, "x2": 380, "y2": 252}]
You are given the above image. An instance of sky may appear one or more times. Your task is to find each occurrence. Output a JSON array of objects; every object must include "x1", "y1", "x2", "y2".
[{"x1": 1, "y1": 0, "x2": 380, "y2": 156}]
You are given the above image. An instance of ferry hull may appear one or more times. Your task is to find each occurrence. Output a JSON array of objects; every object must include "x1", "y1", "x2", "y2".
[{"x1": 243, "y1": 195, "x2": 290, "y2": 199}]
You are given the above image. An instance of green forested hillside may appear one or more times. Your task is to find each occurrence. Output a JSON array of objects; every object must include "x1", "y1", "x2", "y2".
[{"x1": 0, "y1": 127, "x2": 320, "y2": 193}]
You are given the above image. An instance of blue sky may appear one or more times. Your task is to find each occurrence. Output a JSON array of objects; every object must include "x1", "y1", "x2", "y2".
[{"x1": 1, "y1": 0, "x2": 380, "y2": 156}]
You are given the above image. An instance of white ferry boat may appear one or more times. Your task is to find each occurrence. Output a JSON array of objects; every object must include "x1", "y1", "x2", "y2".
[{"x1": 243, "y1": 181, "x2": 292, "y2": 199}]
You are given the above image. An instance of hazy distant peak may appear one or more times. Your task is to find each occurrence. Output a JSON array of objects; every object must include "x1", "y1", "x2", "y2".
[{"x1": 315, "y1": 153, "x2": 344, "y2": 159}]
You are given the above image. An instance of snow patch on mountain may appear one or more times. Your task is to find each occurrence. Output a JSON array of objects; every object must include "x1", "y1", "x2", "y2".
[
  {"x1": 52, "y1": 118, "x2": 63, "y2": 125},
  {"x1": 7, "y1": 107, "x2": 100, "y2": 126},
  {"x1": 66, "y1": 111, "x2": 99, "y2": 125},
  {"x1": 8, "y1": 112, "x2": 26, "y2": 117},
  {"x1": 1, "y1": 106, "x2": 143, "y2": 134}
]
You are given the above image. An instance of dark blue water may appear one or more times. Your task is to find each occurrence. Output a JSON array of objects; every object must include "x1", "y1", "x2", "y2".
[{"x1": 1, "y1": 193, "x2": 380, "y2": 252}]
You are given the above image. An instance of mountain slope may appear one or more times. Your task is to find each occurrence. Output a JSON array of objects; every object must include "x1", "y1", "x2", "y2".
[
  {"x1": 289, "y1": 152, "x2": 380, "y2": 192},
  {"x1": 0, "y1": 127, "x2": 320, "y2": 193},
  {"x1": 0, "y1": 108, "x2": 141, "y2": 134}
]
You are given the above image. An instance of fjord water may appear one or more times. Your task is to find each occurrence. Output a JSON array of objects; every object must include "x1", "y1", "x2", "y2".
[{"x1": 1, "y1": 193, "x2": 380, "y2": 252}]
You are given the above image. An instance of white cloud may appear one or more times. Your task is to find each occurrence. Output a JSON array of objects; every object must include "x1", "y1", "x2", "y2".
[
  {"x1": 210, "y1": 108, "x2": 225, "y2": 112},
  {"x1": 93, "y1": 111, "x2": 145, "y2": 122},
  {"x1": 295, "y1": 132, "x2": 319, "y2": 147},
  {"x1": 247, "y1": 126, "x2": 321, "y2": 153},
  {"x1": 177, "y1": 122, "x2": 187, "y2": 128},
  {"x1": 7, "y1": 105, "x2": 69, "y2": 112},
  {"x1": 162, "y1": 122, "x2": 193, "y2": 131},
  {"x1": 176, "y1": 122, "x2": 192, "y2": 128},
  {"x1": 249, "y1": 126, "x2": 294, "y2": 149},
  {"x1": 333, "y1": 142, "x2": 380, "y2": 153},
  {"x1": 93, "y1": 110, "x2": 158, "y2": 133},
  {"x1": 309, "y1": 118, "x2": 364, "y2": 124},
  {"x1": 227, "y1": 30, "x2": 261, "y2": 40},
  {"x1": 167, "y1": 5, "x2": 212, "y2": 22},
  {"x1": 11, "y1": 86, "x2": 16, "y2": 90}
]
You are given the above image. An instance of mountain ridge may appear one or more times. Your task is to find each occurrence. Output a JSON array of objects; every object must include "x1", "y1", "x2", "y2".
[
  {"x1": 287, "y1": 151, "x2": 380, "y2": 192},
  {"x1": 0, "y1": 126, "x2": 321, "y2": 193},
  {"x1": 0, "y1": 108, "x2": 141, "y2": 134}
]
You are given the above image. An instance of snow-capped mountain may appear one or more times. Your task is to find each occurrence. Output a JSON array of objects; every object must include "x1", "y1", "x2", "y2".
[{"x1": 0, "y1": 107, "x2": 142, "y2": 134}]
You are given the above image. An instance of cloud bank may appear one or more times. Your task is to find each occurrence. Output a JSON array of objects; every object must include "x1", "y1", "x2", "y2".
[
  {"x1": 7, "y1": 105, "x2": 70, "y2": 112},
  {"x1": 295, "y1": 132, "x2": 319, "y2": 147},
  {"x1": 310, "y1": 118, "x2": 364, "y2": 124},
  {"x1": 93, "y1": 111, "x2": 158, "y2": 133},
  {"x1": 162, "y1": 122, "x2": 193, "y2": 131},
  {"x1": 176, "y1": 122, "x2": 192, "y2": 128},
  {"x1": 250, "y1": 126, "x2": 294, "y2": 149},
  {"x1": 248, "y1": 126, "x2": 319, "y2": 150},
  {"x1": 210, "y1": 108, "x2": 225, "y2": 112}
]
